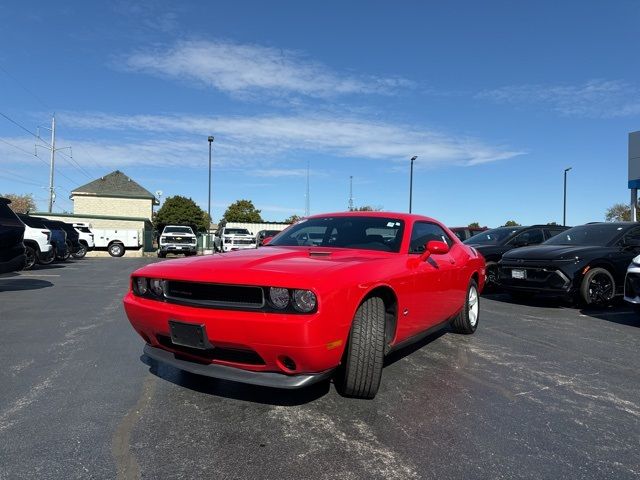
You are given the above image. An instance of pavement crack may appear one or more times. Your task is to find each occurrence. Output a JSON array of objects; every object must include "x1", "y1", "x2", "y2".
[{"x1": 111, "y1": 374, "x2": 156, "y2": 480}]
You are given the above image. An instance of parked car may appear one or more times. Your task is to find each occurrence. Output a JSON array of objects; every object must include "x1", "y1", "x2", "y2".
[
  {"x1": 72, "y1": 223, "x2": 95, "y2": 258},
  {"x1": 214, "y1": 227, "x2": 256, "y2": 252},
  {"x1": 124, "y1": 212, "x2": 485, "y2": 399},
  {"x1": 623, "y1": 254, "x2": 640, "y2": 312},
  {"x1": 158, "y1": 225, "x2": 197, "y2": 258},
  {"x1": 37, "y1": 218, "x2": 69, "y2": 261},
  {"x1": 464, "y1": 224, "x2": 569, "y2": 289},
  {"x1": 449, "y1": 226, "x2": 488, "y2": 242},
  {"x1": 0, "y1": 197, "x2": 26, "y2": 274},
  {"x1": 16, "y1": 214, "x2": 54, "y2": 269},
  {"x1": 498, "y1": 222, "x2": 640, "y2": 306},
  {"x1": 256, "y1": 229, "x2": 283, "y2": 246}
]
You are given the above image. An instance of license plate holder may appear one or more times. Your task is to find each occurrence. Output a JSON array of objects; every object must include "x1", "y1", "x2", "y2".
[
  {"x1": 511, "y1": 269, "x2": 527, "y2": 280},
  {"x1": 169, "y1": 320, "x2": 208, "y2": 350}
]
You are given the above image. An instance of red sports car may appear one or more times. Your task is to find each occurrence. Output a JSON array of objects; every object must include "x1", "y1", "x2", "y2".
[{"x1": 124, "y1": 212, "x2": 485, "y2": 398}]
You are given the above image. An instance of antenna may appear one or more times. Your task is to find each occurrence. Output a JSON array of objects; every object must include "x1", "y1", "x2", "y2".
[
  {"x1": 349, "y1": 176, "x2": 354, "y2": 211},
  {"x1": 305, "y1": 160, "x2": 310, "y2": 216}
]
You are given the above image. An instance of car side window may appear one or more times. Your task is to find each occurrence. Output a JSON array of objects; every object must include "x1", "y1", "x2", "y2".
[
  {"x1": 545, "y1": 228, "x2": 565, "y2": 239},
  {"x1": 622, "y1": 227, "x2": 640, "y2": 246},
  {"x1": 409, "y1": 222, "x2": 452, "y2": 254},
  {"x1": 512, "y1": 228, "x2": 544, "y2": 246}
]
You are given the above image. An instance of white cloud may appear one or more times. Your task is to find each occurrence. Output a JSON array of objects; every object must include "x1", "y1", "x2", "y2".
[
  {"x1": 120, "y1": 39, "x2": 412, "y2": 99},
  {"x1": 56, "y1": 111, "x2": 525, "y2": 169},
  {"x1": 477, "y1": 79, "x2": 640, "y2": 118}
]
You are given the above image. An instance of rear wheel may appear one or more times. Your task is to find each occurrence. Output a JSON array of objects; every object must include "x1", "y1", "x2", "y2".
[
  {"x1": 451, "y1": 279, "x2": 480, "y2": 334},
  {"x1": 61, "y1": 241, "x2": 72, "y2": 260},
  {"x1": 335, "y1": 296, "x2": 385, "y2": 399},
  {"x1": 108, "y1": 242, "x2": 125, "y2": 257},
  {"x1": 37, "y1": 249, "x2": 55, "y2": 265},
  {"x1": 580, "y1": 268, "x2": 615, "y2": 306},
  {"x1": 72, "y1": 243, "x2": 87, "y2": 259},
  {"x1": 24, "y1": 245, "x2": 37, "y2": 270}
]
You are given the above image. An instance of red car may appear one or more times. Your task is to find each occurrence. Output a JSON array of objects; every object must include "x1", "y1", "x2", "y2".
[{"x1": 124, "y1": 212, "x2": 485, "y2": 398}]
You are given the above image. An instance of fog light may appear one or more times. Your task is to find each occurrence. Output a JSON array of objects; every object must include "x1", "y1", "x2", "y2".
[
  {"x1": 269, "y1": 287, "x2": 289, "y2": 309},
  {"x1": 134, "y1": 277, "x2": 148, "y2": 295},
  {"x1": 292, "y1": 289, "x2": 317, "y2": 312},
  {"x1": 150, "y1": 278, "x2": 165, "y2": 297}
]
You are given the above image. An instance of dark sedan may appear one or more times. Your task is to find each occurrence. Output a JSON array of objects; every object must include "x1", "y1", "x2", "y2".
[
  {"x1": 498, "y1": 222, "x2": 640, "y2": 306},
  {"x1": 464, "y1": 224, "x2": 569, "y2": 289}
]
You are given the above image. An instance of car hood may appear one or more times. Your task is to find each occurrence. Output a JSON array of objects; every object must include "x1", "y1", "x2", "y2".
[
  {"x1": 502, "y1": 244, "x2": 613, "y2": 262},
  {"x1": 135, "y1": 246, "x2": 394, "y2": 287}
]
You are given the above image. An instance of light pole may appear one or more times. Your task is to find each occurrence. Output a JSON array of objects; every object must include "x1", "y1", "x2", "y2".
[
  {"x1": 208, "y1": 136, "x2": 214, "y2": 223},
  {"x1": 563, "y1": 167, "x2": 572, "y2": 226},
  {"x1": 409, "y1": 155, "x2": 417, "y2": 213}
]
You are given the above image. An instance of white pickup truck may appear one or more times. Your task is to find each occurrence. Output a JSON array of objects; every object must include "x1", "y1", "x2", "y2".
[
  {"x1": 158, "y1": 225, "x2": 197, "y2": 258},
  {"x1": 214, "y1": 227, "x2": 256, "y2": 252},
  {"x1": 92, "y1": 229, "x2": 140, "y2": 257}
]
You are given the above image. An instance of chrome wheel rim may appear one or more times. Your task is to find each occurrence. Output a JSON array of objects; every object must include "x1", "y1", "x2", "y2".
[
  {"x1": 588, "y1": 273, "x2": 613, "y2": 304},
  {"x1": 468, "y1": 285, "x2": 479, "y2": 326},
  {"x1": 25, "y1": 248, "x2": 35, "y2": 269}
]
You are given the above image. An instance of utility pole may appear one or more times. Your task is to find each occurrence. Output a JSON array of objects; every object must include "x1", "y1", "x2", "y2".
[
  {"x1": 563, "y1": 167, "x2": 572, "y2": 226},
  {"x1": 348, "y1": 175, "x2": 354, "y2": 211},
  {"x1": 48, "y1": 115, "x2": 56, "y2": 213},
  {"x1": 207, "y1": 136, "x2": 214, "y2": 223},
  {"x1": 409, "y1": 155, "x2": 417, "y2": 213},
  {"x1": 305, "y1": 160, "x2": 310, "y2": 216}
]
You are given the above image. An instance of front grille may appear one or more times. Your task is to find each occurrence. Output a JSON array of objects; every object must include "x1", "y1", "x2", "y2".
[
  {"x1": 163, "y1": 236, "x2": 195, "y2": 244},
  {"x1": 625, "y1": 273, "x2": 640, "y2": 298},
  {"x1": 499, "y1": 265, "x2": 570, "y2": 290},
  {"x1": 232, "y1": 238, "x2": 254, "y2": 245},
  {"x1": 156, "y1": 335, "x2": 265, "y2": 365},
  {"x1": 165, "y1": 280, "x2": 264, "y2": 309}
]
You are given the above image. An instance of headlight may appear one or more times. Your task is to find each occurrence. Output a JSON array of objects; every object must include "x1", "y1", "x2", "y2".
[
  {"x1": 292, "y1": 289, "x2": 317, "y2": 312},
  {"x1": 133, "y1": 277, "x2": 148, "y2": 295},
  {"x1": 269, "y1": 287, "x2": 290, "y2": 309},
  {"x1": 149, "y1": 278, "x2": 165, "y2": 297}
]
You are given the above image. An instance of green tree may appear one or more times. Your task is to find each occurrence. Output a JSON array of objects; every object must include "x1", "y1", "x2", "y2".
[
  {"x1": 223, "y1": 199, "x2": 263, "y2": 223},
  {"x1": 2, "y1": 193, "x2": 36, "y2": 214},
  {"x1": 155, "y1": 195, "x2": 211, "y2": 233},
  {"x1": 468, "y1": 222, "x2": 480, "y2": 228},
  {"x1": 547, "y1": 221, "x2": 559, "y2": 225},
  {"x1": 605, "y1": 203, "x2": 632, "y2": 222},
  {"x1": 504, "y1": 220, "x2": 520, "y2": 227},
  {"x1": 283, "y1": 214, "x2": 302, "y2": 224}
]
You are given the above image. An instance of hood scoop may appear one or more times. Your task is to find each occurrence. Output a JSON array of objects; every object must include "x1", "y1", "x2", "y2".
[{"x1": 308, "y1": 250, "x2": 333, "y2": 258}]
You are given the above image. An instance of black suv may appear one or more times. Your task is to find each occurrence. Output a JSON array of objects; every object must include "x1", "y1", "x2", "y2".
[
  {"x1": 499, "y1": 222, "x2": 640, "y2": 306},
  {"x1": 464, "y1": 224, "x2": 569, "y2": 289},
  {"x1": 0, "y1": 197, "x2": 26, "y2": 274}
]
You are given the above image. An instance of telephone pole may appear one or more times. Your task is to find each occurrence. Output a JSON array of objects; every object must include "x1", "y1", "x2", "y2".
[{"x1": 48, "y1": 115, "x2": 56, "y2": 212}]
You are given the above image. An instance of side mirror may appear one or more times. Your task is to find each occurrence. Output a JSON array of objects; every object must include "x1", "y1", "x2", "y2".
[
  {"x1": 419, "y1": 240, "x2": 449, "y2": 261},
  {"x1": 262, "y1": 236, "x2": 274, "y2": 246}
]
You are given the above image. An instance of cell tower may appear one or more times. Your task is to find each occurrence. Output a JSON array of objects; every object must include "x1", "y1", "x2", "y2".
[{"x1": 349, "y1": 176, "x2": 354, "y2": 211}]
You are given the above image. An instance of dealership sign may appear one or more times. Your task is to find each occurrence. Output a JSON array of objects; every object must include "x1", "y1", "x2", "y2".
[{"x1": 629, "y1": 131, "x2": 640, "y2": 189}]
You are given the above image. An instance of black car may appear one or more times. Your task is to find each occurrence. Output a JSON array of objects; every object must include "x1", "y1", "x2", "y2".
[
  {"x1": 0, "y1": 197, "x2": 26, "y2": 274},
  {"x1": 449, "y1": 226, "x2": 488, "y2": 242},
  {"x1": 498, "y1": 222, "x2": 640, "y2": 306},
  {"x1": 464, "y1": 224, "x2": 569, "y2": 289}
]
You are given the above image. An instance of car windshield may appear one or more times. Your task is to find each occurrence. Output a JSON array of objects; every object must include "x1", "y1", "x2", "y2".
[
  {"x1": 544, "y1": 224, "x2": 628, "y2": 246},
  {"x1": 225, "y1": 229, "x2": 251, "y2": 235},
  {"x1": 268, "y1": 216, "x2": 405, "y2": 252},
  {"x1": 464, "y1": 227, "x2": 521, "y2": 245},
  {"x1": 164, "y1": 227, "x2": 192, "y2": 234}
]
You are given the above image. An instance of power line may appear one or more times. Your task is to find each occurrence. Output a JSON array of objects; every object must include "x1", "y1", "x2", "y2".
[
  {"x1": 0, "y1": 111, "x2": 50, "y2": 146},
  {"x1": 0, "y1": 62, "x2": 51, "y2": 111}
]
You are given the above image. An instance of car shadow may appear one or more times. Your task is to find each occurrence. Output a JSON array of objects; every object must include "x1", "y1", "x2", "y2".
[
  {"x1": 0, "y1": 278, "x2": 53, "y2": 292},
  {"x1": 384, "y1": 328, "x2": 448, "y2": 368},
  {"x1": 30, "y1": 263, "x2": 67, "y2": 270},
  {"x1": 484, "y1": 292, "x2": 573, "y2": 309},
  {"x1": 579, "y1": 304, "x2": 640, "y2": 327},
  {"x1": 141, "y1": 355, "x2": 331, "y2": 406}
]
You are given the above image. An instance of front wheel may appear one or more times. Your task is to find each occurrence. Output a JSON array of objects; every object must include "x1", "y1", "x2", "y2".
[
  {"x1": 108, "y1": 243, "x2": 125, "y2": 257},
  {"x1": 580, "y1": 268, "x2": 615, "y2": 306},
  {"x1": 451, "y1": 279, "x2": 480, "y2": 334},
  {"x1": 61, "y1": 241, "x2": 72, "y2": 260},
  {"x1": 37, "y1": 250, "x2": 55, "y2": 265},
  {"x1": 335, "y1": 296, "x2": 385, "y2": 399}
]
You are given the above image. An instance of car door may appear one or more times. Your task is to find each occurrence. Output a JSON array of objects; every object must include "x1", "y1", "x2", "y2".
[{"x1": 408, "y1": 222, "x2": 458, "y2": 332}]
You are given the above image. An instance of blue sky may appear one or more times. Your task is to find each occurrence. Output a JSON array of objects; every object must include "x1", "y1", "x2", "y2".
[{"x1": 1, "y1": 1, "x2": 639, "y2": 226}]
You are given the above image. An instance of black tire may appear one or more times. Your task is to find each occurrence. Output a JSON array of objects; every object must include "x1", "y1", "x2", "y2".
[
  {"x1": 335, "y1": 296, "x2": 385, "y2": 399},
  {"x1": 451, "y1": 279, "x2": 480, "y2": 334},
  {"x1": 61, "y1": 241, "x2": 72, "y2": 261},
  {"x1": 580, "y1": 267, "x2": 615, "y2": 306},
  {"x1": 37, "y1": 249, "x2": 55, "y2": 265},
  {"x1": 158, "y1": 251, "x2": 166, "y2": 258},
  {"x1": 24, "y1": 245, "x2": 37, "y2": 270},
  {"x1": 484, "y1": 262, "x2": 499, "y2": 292},
  {"x1": 108, "y1": 242, "x2": 125, "y2": 257},
  {"x1": 72, "y1": 243, "x2": 87, "y2": 259}
]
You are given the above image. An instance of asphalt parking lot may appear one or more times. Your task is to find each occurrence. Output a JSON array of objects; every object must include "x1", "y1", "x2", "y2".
[{"x1": 1, "y1": 258, "x2": 638, "y2": 480}]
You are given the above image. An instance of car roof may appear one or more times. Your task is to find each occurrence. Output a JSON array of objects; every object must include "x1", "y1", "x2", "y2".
[{"x1": 306, "y1": 211, "x2": 439, "y2": 223}]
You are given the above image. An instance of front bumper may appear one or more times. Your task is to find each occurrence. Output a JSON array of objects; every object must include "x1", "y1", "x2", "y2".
[
  {"x1": 222, "y1": 244, "x2": 256, "y2": 252},
  {"x1": 624, "y1": 268, "x2": 640, "y2": 304},
  {"x1": 123, "y1": 292, "x2": 349, "y2": 385},
  {"x1": 144, "y1": 344, "x2": 333, "y2": 388},
  {"x1": 498, "y1": 262, "x2": 575, "y2": 294},
  {"x1": 160, "y1": 244, "x2": 197, "y2": 253}
]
